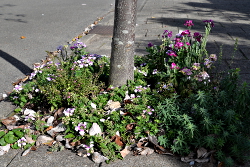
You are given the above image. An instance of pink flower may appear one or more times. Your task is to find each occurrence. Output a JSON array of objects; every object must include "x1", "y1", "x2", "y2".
[
  {"x1": 181, "y1": 30, "x2": 191, "y2": 36},
  {"x1": 166, "y1": 50, "x2": 178, "y2": 57},
  {"x1": 174, "y1": 42, "x2": 184, "y2": 49},
  {"x1": 170, "y1": 63, "x2": 180, "y2": 69},
  {"x1": 75, "y1": 122, "x2": 87, "y2": 136},
  {"x1": 184, "y1": 20, "x2": 194, "y2": 27}
]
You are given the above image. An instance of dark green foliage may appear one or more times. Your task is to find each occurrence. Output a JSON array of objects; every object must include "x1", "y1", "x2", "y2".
[{"x1": 156, "y1": 68, "x2": 250, "y2": 165}]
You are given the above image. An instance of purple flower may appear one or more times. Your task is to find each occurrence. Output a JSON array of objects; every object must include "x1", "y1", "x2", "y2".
[
  {"x1": 195, "y1": 71, "x2": 210, "y2": 81},
  {"x1": 180, "y1": 68, "x2": 193, "y2": 75},
  {"x1": 148, "y1": 42, "x2": 153, "y2": 47},
  {"x1": 162, "y1": 30, "x2": 172, "y2": 38},
  {"x1": 57, "y1": 45, "x2": 63, "y2": 51},
  {"x1": 193, "y1": 32, "x2": 202, "y2": 42},
  {"x1": 14, "y1": 84, "x2": 23, "y2": 91},
  {"x1": 209, "y1": 54, "x2": 217, "y2": 61},
  {"x1": 166, "y1": 50, "x2": 178, "y2": 57},
  {"x1": 29, "y1": 71, "x2": 37, "y2": 80},
  {"x1": 203, "y1": 20, "x2": 214, "y2": 27},
  {"x1": 152, "y1": 69, "x2": 158, "y2": 74},
  {"x1": 25, "y1": 115, "x2": 35, "y2": 121},
  {"x1": 75, "y1": 122, "x2": 87, "y2": 136},
  {"x1": 63, "y1": 108, "x2": 75, "y2": 117},
  {"x1": 204, "y1": 58, "x2": 212, "y2": 68},
  {"x1": 175, "y1": 33, "x2": 183, "y2": 38},
  {"x1": 192, "y1": 63, "x2": 200, "y2": 70},
  {"x1": 74, "y1": 41, "x2": 86, "y2": 48},
  {"x1": 130, "y1": 94, "x2": 136, "y2": 98},
  {"x1": 17, "y1": 137, "x2": 27, "y2": 147},
  {"x1": 46, "y1": 77, "x2": 53, "y2": 81},
  {"x1": 70, "y1": 41, "x2": 86, "y2": 50}
]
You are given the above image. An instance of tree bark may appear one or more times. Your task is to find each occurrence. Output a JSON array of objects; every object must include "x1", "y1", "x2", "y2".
[{"x1": 109, "y1": 0, "x2": 138, "y2": 87}]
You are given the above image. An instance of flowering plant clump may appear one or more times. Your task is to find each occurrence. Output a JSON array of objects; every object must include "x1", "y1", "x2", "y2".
[
  {"x1": 4, "y1": 20, "x2": 250, "y2": 166},
  {"x1": 136, "y1": 20, "x2": 216, "y2": 96}
]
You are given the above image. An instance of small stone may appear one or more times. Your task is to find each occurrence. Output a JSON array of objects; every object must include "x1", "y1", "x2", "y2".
[
  {"x1": 23, "y1": 108, "x2": 36, "y2": 117},
  {"x1": 104, "y1": 100, "x2": 121, "y2": 111},
  {"x1": 56, "y1": 135, "x2": 65, "y2": 142},
  {"x1": 89, "y1": 123, "x2": 102, "y2": 136},
  {"x1": 36, "y1": 135, "x2": 54, "y2": 147},
  {"x1": 92, "y1": 152, "x2": 109, "y2": 163},
  {"x1": 189, "y1": 161, "x2": 195, "y2": 166},
  {"x1": 46, "y1": 116, "x2": 54, "y2": 126},
  {"x1": 22, "y1": 147, "x2": 31, "y2": 156},
  {"x1": 140, "y1": 147, "x2": 154, "y2": 156},
  {"x1": 0, "y1": 144, "x2": 10, "y2": 156},
  {"x1": 47, "y1": 123, "x2": 66, "y2": 136}
]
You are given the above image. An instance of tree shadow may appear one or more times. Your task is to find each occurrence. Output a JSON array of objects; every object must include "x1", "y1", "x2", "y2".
[
  {"x1": 0, "y1": 4, "x2": 27, "y2": 23},
  {"x1": 0, "y1": 50, "x2": 32, "y2": 75},
  {"x1": 183, "y1": 0, "x2": 250, "y2": 15}
]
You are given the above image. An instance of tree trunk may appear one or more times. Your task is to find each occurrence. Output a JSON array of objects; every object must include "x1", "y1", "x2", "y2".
[{"x1": 109, "y1": 0, "x2": 138, "y2": 87}]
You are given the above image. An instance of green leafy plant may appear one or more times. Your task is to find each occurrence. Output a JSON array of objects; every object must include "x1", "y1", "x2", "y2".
[
  {"x1": 7, "y1": 20, "x2": 250, "y2": 166},
  {"x1": 0, "y1": 128, "x2": 32, "y2": 150}
]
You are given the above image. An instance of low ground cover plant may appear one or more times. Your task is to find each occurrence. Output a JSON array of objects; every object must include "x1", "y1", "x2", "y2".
[{"x1": 1, "y1": 20, "x2": 250, "y2": 166}]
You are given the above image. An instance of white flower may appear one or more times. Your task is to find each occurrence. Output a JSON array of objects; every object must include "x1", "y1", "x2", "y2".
[
  {"x1": 63, "y1": 108, "x2": 75, "y2": 117},
  {"x1": 13, "y1": 85, "x2": 23, "y2": 92},
  {"x1": 100, "y1": 119, "x2": 105, "y2": 122},
  {"x1": 17, "y1": 137, "x2": 27, "y2": 147},
  {"x1": 91, "y1": 103, "x2": 97, "y2": 109}
]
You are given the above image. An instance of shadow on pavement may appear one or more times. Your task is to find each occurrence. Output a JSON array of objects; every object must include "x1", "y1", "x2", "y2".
[{"x1": 0, "y1": 50, "x2": 32, "y2": 75}]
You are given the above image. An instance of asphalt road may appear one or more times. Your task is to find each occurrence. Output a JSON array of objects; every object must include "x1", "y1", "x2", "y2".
[{"x1": 0, "y1": 0, "x2": 116, "y2": 94}]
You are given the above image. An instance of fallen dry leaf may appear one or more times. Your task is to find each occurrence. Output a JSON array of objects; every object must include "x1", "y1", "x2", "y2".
[
  {"x1": 69, "y1": 139, "x2": 85, "y2": 147},
  {"x1": 30, "y1": 146, "x2": 37, "y2": 151},
  {"x1": 54, "y1": 107, "x2": 64, "y2": 118},
  {"x1": 126, "y1": 123, "x2": 136, "y2": 131},
  {"x1": 20, "y1": 36, "x2": 26, "y2": 39},
  {"x1": 111, "y1": 135, "x2": 124, "y2": 147},
  {"x1": 124, "y1": 99, "x2": 133, "y2": 104},
  {"x1": 155, "y1": 146, "x2": 173, "y2": 155},
  {"x1": 1, "y1": 117, "x2": 16, "y2": 126},
  {"x1": 25, "y1": 135, "x2": 35, "y2": 144},
  {"x1": 45, "y1": 126, "x2": 53, "y2": 132},
  {"x1": 12, "y1": 79, "x2": 23, "y2": 86},
  {"x1": 137, "y1": 138, "x2": 147, "y2": 148},
  {"x1": 218, "y1": 162, "x2": 224, "y2": 167},
  {"x1": 120, "y1": 146, "x2": 130, "y2": 158}
]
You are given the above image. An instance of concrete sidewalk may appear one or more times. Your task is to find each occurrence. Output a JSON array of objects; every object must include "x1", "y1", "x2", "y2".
[{"x1": 1, "y1": 0, "x2": 250, "y2": 166}]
